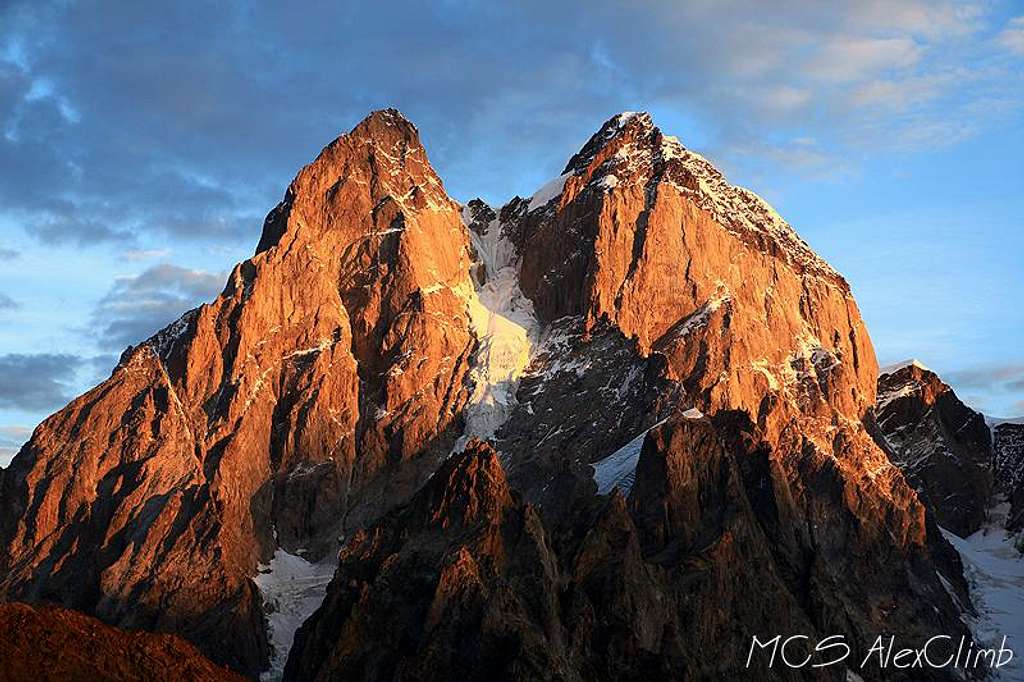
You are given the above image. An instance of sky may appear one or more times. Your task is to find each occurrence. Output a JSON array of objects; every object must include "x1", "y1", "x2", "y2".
[{"x1": 0, "y1": 0, "x2": 1022, "y2": 464}]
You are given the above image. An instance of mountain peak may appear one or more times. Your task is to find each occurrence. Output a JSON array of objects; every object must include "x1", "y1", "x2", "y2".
[
  {"x1": 255, "y1": 107, "x2": 449, "y2": 254},
  {"x1": 878, "y1": 358, "x2": 932, "y2": 376},
  {"x1": 419, "y1": 440, "x2": 513, "y2": 530},
  {"x1": 355, "y1": 107, "x2": 418, "y2": 134},
  {"x1": 562, "y1": 110, "x2": 657, "y2": 176},
  {"x1": 538, "y1": 111, "x2": 842, "y2": 286},
  {"x1": 2, "y1": 108, "x2": 972, "y2": 681}
]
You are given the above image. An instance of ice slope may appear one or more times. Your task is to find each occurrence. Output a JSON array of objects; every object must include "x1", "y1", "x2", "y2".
[
  {"x1": 591, "y1": 422, "x2": 661, "y2": 496},
  {"x1": 254, "y1": 549, "x2": 335, "y2": 681},
  {"x1": 455, "y1": 204, "x2": 539, "y2": 451},
  {"x1": 942, "y1": 504, "x2": 1024, "y2": 680}
]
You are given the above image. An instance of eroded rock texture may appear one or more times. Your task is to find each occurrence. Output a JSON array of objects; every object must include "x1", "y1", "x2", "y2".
[
  {"x1": 286, "y1": 113, "x2": 973, "y2": 681},
  {"x1": 0, "y1": 602, "x2": 245, "y2": 681},
  {"x1": 993, "y1": 422, "x2": 1024, "y2": 531},
  {"x1": 287, "y1": 425, "x2": 969, "y2": 681},
  {"x1": 874, "y1": 361, "x2": 993, "y2": 537},
  {"x1": 0, "y1": 109, "x2": 479, "y2": 675},
  {"x1": 0, "y1": 110, "x2": 977, "y2": 679}
]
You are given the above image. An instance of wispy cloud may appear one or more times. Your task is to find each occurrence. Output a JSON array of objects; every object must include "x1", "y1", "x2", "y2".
[
  {"x1": 805, "y1": 37, "x2": 922, "y2": 83},
  {"x1": 0, "y1": 0, "x2": 1019, "y2": 223},
  {"x1": 0, "y1": 424, "x2": 31, "y2": 466},
  {"x1": 997, "y1": 16, "x2": 1024, "y2": 56},
  {"x1": 947, "y1": 363, "x2": 1024, "y2": 416},
  {"x1": 0, "y1": 353, "x2": 82, "y2": 411},
  {"x1": 122, "y1": 248, "x2": 172, "y2": 262},
  {"x1": 948, "y1": 364, "x2": 1024, "y2": 392},
  {"x1": 89, "y1": 263, "x2": 224, "y2": 350}
]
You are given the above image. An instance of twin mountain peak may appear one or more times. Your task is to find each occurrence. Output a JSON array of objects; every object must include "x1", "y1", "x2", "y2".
[{"x1": 0, "y1": 109, "x2": 996, "y2": 680}]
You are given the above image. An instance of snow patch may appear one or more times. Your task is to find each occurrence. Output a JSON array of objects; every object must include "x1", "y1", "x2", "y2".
[
  {"x1": 527, "y1": 173, "x2": 570, "y2": 212},
  {"x1": 284, "y1": 339, "x2": 334, "y2": 360},
  {"x1": 668, "y1": 290, "x2": 731, "y2": 338},
  {"x1": 941, "y1": 504, "x2": 1024, "y2": 681},
  {"x1": 455, "y1": 203, "x2": 540, "y2": 450},
  {"x1": 148, "y1": 308, "x2": 199, "y2": 360},
  {"x1": 255, "y1": 549, "x2": 335, "y2": 681},
  {"x1": 986, "y1": 415, "x2": 1024, "y2": 427},
  {"x1": 879, "y1": 358, "x2": 931, "y2": 376},
  {"x1": 876, "y1": 382, "x2": 923, "y2": 411},
  {"x1": 751, "y1": 359, "x2": 780, "y2": 391},
  {"x1": 588, "y1": 121, "x2": 839, "y2": 281},
  {"x1": 591, "y1": 419, "x2": 669, "y2": 495}
]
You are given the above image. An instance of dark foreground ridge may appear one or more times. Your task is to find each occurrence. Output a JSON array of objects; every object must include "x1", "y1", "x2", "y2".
[{"x1": 0, "y1": 602, "x2": 245, "y2": 681}]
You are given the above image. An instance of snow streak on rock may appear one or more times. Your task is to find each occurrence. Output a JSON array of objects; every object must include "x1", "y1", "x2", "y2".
[
  {"x1": 254, "y1": 549, "x2": 335, "y2": 681},
  {"x1": 567, "y1": 112, "x2": 840, "y2": 284},
  {"x1": 455, "y1": 203, "x2": 539, "y2": 451}
]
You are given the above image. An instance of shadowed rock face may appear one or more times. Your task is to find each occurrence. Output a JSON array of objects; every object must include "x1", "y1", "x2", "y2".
[
  {"x1": 286, "y1": 423, "x2": 969, "y2": 682},
  {"x1": 993, "y1": 422, "x2": 1024, "y2": 531},
  {"x1": 874, "y1": 362, "x2": 993, "y2": 537},
  {"x1": 0, "y1": 602, "x2": 246, "y2": 681},
  {"x1": 0, "y1": 110, "x2": 977, "y2": 679}
]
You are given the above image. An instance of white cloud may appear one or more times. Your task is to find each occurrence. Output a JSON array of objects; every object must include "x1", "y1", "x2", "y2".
[
  {"x1": 805, "y1": 37, "x2": 922, "y2": 83},
  {"x1": 845, "y1": 72, "x2": 953, "y2": 112},
  {"x1": 91, "y1": 264, "x2": 224, "y2": 349},
  {"x1": 996, "y1": 16, "x2": 1024, "y2": 56},
  {"x1": 845, "y1": 0, "x2": 983, "y2": 39},
  {"x1": 122, "y1": 248, "x2": 172, "y2": 261}
]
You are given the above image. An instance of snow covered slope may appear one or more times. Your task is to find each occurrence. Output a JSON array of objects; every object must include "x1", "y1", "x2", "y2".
[
  {"x1": 942, "y1": 505, "x2": 1023, "y2": 681},
  {"x1": 456, "y1": 202, "x2": 539, "y2": 450},
  {"x1": 591, "y1": 411, "x2": 704, "y2": 495},
  {"x1": 254, "y1": 550, "x2": 335, "y2": 681},
  {"x1": 591, "y1": 420, "x2": 666, "y2": 495}
]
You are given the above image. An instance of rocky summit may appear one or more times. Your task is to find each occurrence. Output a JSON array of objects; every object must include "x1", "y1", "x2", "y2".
[
  {"x1": 874, "y1": 360, "x2": 994, "y2": 537},
  {"x1": 0, "y1": 110, "x2": 992, "y2": 680}
]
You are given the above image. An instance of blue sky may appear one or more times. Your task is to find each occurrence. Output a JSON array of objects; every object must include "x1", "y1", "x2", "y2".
[{"x1": 1, "y1": 0, "x2": 1022, "y2": 463}]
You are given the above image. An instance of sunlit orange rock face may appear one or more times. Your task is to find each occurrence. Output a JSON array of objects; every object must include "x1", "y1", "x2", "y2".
[
  {"x1": 0, "y1": 111, "x2": 975, "y2": 680},
  {"x1": 0, "y1": 110, "x2": 479, "y2": 675},
  {"x1": 0, "y1": 602, "x2": 245, "y2": 681},
  {"x1": 284, "y1": 113, "x2": 973, "y2": 682}
]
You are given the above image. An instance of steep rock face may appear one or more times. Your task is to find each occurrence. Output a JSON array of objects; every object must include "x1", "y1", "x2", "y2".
[
  {"x1": 479, "y1": 113, "x2": 891, "y2": 518},
  {"x1": 0, "y1": 602, "x2": 245, "y2": 681},
  {"x1": 287, "y1": 113, "x2": 972, "y2": 679},
  {"x1": 0, "y1": 109, "x2": 979, "y2": 678},
  {"x1": 506, "y1": 112, "x2": 876, "y2": 424},
  {"x1": 874, "y1": 361, "x2": 993, "y2": 537},
  {"x1": 993, "y1": 422, "x2": 1024, "y2": 531},
  {"x1": 0, "y1": 109, "x2": 480, "y2": 675},
  {"x1": 287, "y1": 422, "x2": 969, "y2": 681}
]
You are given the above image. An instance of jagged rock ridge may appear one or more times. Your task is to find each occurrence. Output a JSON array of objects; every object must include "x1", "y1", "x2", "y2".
[
  {"x1": 0, "y1": 109, "x2": 482, "y2": 676},
  {"x1": 0, "y1": 110, "x2": 979, "y2": 679},
  {"x1": 874, "y1": 360, "x2": 994, "y2": 537},
  {"x1": 992, "y1": 421, "x2": 1024, "y2": 531},
  {"x1": 288, "y1": 113, "x2": 973, "y2": 679}
]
